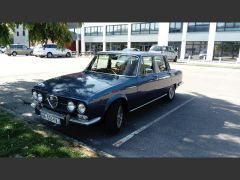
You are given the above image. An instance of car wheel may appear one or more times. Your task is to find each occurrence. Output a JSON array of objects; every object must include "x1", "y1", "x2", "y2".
[
  {"x1": 174, "y1": 56, "x2": 178, "y2": 62},
  {"x1": 12, "y1": 51, "x2": 17, "y2": 56},
  {"x1": 165, "y1": 85, "x2": 176, "y2": 102},
  {"x1": 104, "y1": 100, "x2": 125, "y2": 134},
  {"x1": 66, "y1": 52, "x2": 71, "y2": 58},
  {"x1": 30, "y1": 51, "x2": 33, "y2": 56},
  {"x1": 47, "y1": 52, "x2": 53, "y2": 58}
]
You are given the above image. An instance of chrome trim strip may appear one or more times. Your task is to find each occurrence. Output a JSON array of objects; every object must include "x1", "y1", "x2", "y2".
[{"x1": 129, "y1": 94, "x2": 167, "y2": 112}]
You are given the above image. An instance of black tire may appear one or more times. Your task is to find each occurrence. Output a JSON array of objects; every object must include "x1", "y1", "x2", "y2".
[
  {"x1": 12, "y1": 51, "x2": 17, "y2": 56},
  {"x1": 104, "y1": 100, "x2": 126, "y2": 134},
  {"x1": 66, "y1": 52, "x2": 71, "y2": 58},
  {"x1": 165, "y1": 85, "x2": 176, "y2": 102},
  {"x1": 47, "y1": 52, "x2": 53, "y2": 58},
  {"x1": 30, "y1": 51, "x2": 33, "y2": 56},
  {"x1": 174, "y1": 56, "x2": 178, "y2": 62}
]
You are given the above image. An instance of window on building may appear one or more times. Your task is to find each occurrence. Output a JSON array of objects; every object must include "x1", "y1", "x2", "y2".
[
  {"x1": 213, "y1": 41, "x2": 240, "y2": 60},
  {"x1": 23, "y1": 31, "x2": 25, "y2": 36},
  {"x1": 131, "y1": 23, "x2": 159, "y2": 35},
  {"x1": 216, "y1": 22, "x2": 240, "y2": 32},
  {"x1": 84, "y1": 26, "x2": 103, "y2": 36},
  {"x1": 17, "y1": 32, "x2": 19, "y2": 36},
  {"x1": 169, "y1": 22, "x2": 183, "y2": 33},
  {"x1": 106, "y1": 24, "x2": 128, "y2": 35},
  {"x1": 188, "y1": 22, "x2": 210, "y2": 32},
  {"x1": 16, "y1": 24, "x2": 19, "y2": 29},
  {"x1": 185, "y1": 41, "x2": 208, "y2": 58}
]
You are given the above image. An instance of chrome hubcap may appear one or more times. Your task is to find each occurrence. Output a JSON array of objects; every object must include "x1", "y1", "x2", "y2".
[
  {"x1": 169, "y1": 87, "x2": 175, "y2": 99},
  {"x1": 117, "y1": 106, "x2": 123, "y2": 128}
]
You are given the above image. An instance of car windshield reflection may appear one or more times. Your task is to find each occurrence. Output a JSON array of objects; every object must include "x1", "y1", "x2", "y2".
[{"x1": 87, "y1": 54, "x2": 139, "y2": 76}]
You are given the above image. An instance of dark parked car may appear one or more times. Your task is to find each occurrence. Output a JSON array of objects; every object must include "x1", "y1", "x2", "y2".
[
  {"x1": 31, "y1": 51, "x2": 183, "y2": 133},
  {"x1": 5, "y1": 44, "x2": 33, "y2": 56}
]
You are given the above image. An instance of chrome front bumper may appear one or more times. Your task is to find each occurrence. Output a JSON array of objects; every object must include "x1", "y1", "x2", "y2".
[{"x1": 31, "y1": 102, "x2": 101, "y2": 126}]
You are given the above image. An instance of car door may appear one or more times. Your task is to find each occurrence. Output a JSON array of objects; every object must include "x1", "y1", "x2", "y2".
[
  {"x1": 137, "y1": 56, "x2": 159, "y2": 106},
  {"x1": 22, "y1": 45, "x2": 28, "y2": 55},
  {"x1": 17, "y1": 45, "x2": 24, "y2": 55},
  {"x1": 154, "y1": 55, "x2": 172, "y2": 95}
]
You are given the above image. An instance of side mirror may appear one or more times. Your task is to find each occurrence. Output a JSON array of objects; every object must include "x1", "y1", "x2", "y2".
[{"x1": 145, "y1": 68, "x2": 153, "y2": 75}]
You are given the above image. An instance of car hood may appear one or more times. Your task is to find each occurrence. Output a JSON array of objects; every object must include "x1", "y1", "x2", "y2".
[{"x1": 36, "y1": 71, "x2": 127, "y2": 101}]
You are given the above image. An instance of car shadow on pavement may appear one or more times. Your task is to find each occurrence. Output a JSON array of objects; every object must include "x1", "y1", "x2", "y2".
[{"x1": 0, "y1": 79, "x2": 240, "y2": 157}]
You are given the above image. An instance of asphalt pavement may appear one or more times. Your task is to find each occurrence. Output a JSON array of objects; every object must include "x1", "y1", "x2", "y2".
[{"x1": 0, "y1": 54, "x2": 240, "y2": 157}]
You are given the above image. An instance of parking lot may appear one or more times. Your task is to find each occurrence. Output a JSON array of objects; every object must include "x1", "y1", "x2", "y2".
[{"x1": 0, "y1": 54, "x2": 240, "y2": 157}]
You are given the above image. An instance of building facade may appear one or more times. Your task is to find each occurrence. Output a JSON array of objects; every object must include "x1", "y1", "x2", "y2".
[
  {"x1": 76, "y1": 22, "x2": 240, "y2": 61},
  {"x1": 13, "y1": 24, "x2": 29, "y2": 47}
]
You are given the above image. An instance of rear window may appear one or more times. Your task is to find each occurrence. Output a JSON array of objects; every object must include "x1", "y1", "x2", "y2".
[
  {"x1": 150, "y1": 46, "x2": 165, "y2": 51},
  {"x1": 44, "y1": 44, "x2": 57, "y2": 48}
]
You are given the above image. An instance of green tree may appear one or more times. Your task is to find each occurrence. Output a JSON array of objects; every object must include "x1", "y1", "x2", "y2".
[
  {"x1": 0, "y1": 23, "x2": 15, "y2": 45},
  {"x1": 24, "y1": 22, "x2": 82, "y2": 48}
]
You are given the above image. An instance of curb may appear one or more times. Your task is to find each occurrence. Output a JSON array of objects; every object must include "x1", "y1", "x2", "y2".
[
  {"x1": 0, "y1": 105, "x2": 115, "y2": 158},
  {"x1": 173, "y1": 62, "x2": 240, "y2": 69}
]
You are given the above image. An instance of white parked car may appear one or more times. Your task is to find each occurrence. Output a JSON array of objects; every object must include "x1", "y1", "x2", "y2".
[
  {"x1": 199, "y1": 50, "x2": 207, "y2": 59},
  {"x1": 33, "y1": 44, "x2": 72, "y2": 58},
  {"x1": 0, "y1": 46, "x2": 6, "y2": 53},
  {"x1": 149, "y1": 45, "x2": 178, "y2": 62}
]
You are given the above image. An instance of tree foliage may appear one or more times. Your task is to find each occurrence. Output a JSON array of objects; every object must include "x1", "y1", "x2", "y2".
[
  {"x1": 24, "y1": 23, "x2": 82, "y2": 48},
  {"x1": 0, "y1": 23, "x2": 15, "y2": 45}
]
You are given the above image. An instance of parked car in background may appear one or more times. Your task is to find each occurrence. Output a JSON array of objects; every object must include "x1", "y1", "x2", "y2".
[
  {"x1": 0, "y1": 46, "x2": 6, "y2": 53},
  {"x1": 5, "y1": 44, "x2": 33, "y2": 56},
  {"x1": 33, "y1": 44, "x2": 72, "y2": 58},
  {"x1": 122, "y1": 48, "x2": 140, "y2": 52},
  {"x1": 199, "y1": 50, "x2": 207, "y2": 59},
  {"x1": 31, "y1": 51, "x2": 183, "y2": 133},
  {"x1": 149, "y1": 45, "x2": 178, "y2": 62}
]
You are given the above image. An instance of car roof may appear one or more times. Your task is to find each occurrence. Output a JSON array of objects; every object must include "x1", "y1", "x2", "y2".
[{"x1": 97, "y1": 51, "x2": 165, "y2": 57}]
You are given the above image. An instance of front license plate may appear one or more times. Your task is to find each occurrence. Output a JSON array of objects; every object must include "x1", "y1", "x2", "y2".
[{"x1": 40, "y1": 112, "x2": 61, "y2": 125}]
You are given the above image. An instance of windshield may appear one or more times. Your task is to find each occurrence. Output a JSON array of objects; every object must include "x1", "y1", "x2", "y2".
[{"x1": 87, "y1": 54, "x2": 139, "y2": 76}]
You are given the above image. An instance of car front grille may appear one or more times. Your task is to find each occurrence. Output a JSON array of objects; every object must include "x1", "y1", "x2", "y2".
[{"x1": 41, "y1": 93, "x2": 71, "y2": 114}]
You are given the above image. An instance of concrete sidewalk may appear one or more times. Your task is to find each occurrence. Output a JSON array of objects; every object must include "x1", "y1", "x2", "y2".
[{"x1": 175, "y1": 59, "x2": 240, "y2": 69}]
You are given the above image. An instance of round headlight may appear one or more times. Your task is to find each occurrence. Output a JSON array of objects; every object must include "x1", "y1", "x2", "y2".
[
  {"x1": 77, "y1": 103, "x2": 86, "y2": 114},
  {"x1": 32, "y1": 91, "x2": 37, "y2": 100},
  {"x1": 67, "y1": 101, "x2": 76, "y2": 112},
  {"x1": 37, "y1": 93, "x2": 43, "y2": 102}
]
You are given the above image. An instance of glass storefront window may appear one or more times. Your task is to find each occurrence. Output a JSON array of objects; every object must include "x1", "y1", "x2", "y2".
[
  {"x1": 131, "y1": 42, "x2": 157, "y2": 51},
  {"x1": 185, "y1": 41, "x2": 208, "y2": 59},
  {"x1": 213, "y1": 41, "x2": 240, "y2": 61}
]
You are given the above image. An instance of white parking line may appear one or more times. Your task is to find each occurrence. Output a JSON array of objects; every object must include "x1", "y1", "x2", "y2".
[{"x1": 113, "y1": 96, "x2": 196, "y2": 148}]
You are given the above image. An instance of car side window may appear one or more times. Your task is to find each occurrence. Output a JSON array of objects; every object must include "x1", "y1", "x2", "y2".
[
  {"x1": 154, "y1": 56, "x2": 167, "y2": 73},
  {"x1": 140, "y1": 56, "x2": 154, "y2": 75}
]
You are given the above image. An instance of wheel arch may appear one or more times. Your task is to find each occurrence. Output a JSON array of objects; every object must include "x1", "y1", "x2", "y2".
[{"x1": 104, "y1": 94, "x2": 129, "y2": 115}]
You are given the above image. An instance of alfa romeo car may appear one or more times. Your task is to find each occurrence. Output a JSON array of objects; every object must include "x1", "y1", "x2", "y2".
[{"x1": 31, "y1": 51, "x2": 182, "y2": 133}]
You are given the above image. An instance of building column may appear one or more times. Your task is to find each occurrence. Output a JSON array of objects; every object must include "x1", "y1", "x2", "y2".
[
  {"x1": 103, "y1": 24, "x2": 106, "y2": 51},
  {"x1": 180, "y1": 22, "x2": 188, "y2": 60},
  {"x1": 158, "y1": 23, "x2": 169, "y2": 46},
  {"x1": 127, "y1": 23, "x2": 132, "y2": 48},
  {"x1": 80, "y1": 26, "x2": 85, "y2": 54},
  {"x1": 206, "y1": 22, "x2": 217, "y2": 61}
]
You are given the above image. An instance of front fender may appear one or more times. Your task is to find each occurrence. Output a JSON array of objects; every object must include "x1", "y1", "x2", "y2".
[{"x1": 105, "y1": 93, "x2": 128, "y2": 112}]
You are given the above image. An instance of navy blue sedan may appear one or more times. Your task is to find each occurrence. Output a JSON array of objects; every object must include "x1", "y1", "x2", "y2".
[{"x1": 31, "y1": 51, "x2": 182, "y2": 133}]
